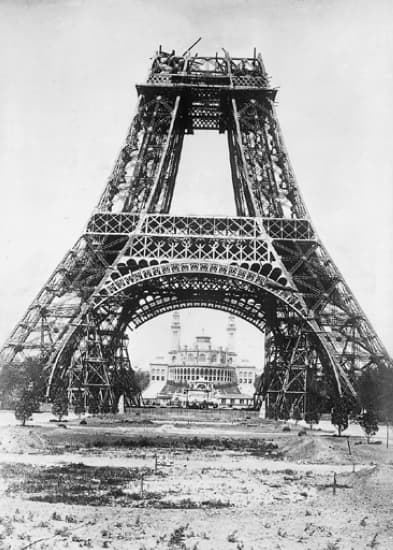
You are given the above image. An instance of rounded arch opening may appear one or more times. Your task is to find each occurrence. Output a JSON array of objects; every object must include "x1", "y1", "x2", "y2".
[
  {"x1": 127, "y1": 307, "x2": 265, "y2": 392},
  {"x1": 49, "y1": 261, "x2": 344, "y2": 405}
]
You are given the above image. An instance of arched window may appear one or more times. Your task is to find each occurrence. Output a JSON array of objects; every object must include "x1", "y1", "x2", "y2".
[{"x1": 199, "y1": 353, "x2": 206, "y2": 363}]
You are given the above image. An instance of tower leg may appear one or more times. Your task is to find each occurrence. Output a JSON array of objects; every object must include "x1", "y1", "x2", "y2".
[{"x1": 65, "y1": 313, "x2": 141, "y2": 414}]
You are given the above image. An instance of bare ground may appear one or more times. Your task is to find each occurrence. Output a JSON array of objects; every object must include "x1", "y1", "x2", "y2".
[{"x1": 0, "y1": 415, "x2": 392, "y2": 550}]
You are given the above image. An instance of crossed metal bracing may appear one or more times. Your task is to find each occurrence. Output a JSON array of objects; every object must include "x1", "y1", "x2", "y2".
[
  {"x1": 260, "y1": 319, "x2": 322, "y2": 417},
  {"x1": 66, "y1": 318, "x2": 140, "y2": 412},
  {"x1": 88, "y1": 213, "x2": 315, "y2": 241},
  {"x1": 94, "y1": 49, "x2": 300, "y2": 219},
  {"x1": 1, "y1": 46, "x2": 391, "y2": 416},
  {"x1": 272, "y1": 237, "x2": 389, "y2": 371}
]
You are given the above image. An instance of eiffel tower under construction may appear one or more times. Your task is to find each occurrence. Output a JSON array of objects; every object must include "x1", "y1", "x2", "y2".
[{"x1": 1, "y1": 43, "x2": 391, "y2": 416}]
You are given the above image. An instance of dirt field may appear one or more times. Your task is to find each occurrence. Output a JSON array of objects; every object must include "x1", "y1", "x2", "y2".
[{"x1": 0, "y1": 413, "x2": 392, "y2": 549}]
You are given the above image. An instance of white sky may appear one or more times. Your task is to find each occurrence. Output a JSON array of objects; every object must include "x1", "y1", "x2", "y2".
[{"x1": 0, "y1": 0, "x2": 392, "y2": 370}]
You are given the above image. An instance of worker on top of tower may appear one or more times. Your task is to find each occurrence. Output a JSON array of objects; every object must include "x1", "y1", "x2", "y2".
[
  {"x1": 152, "y1": 39, "x2": 202, "y2": 75},
  {"x1": 232, "y1": 58, "x2": 261, "y2": 77},
  {"x1": 153, "y1": 49, "x2": 185, "y2": 74}
]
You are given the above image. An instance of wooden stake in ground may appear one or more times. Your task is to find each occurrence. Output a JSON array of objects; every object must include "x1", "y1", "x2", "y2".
[
  {"x1": 140, "y1": 473, "x2": 144, "y2": 498},
  {"x1": 333, "y1": 472, "x2": 337, "y2": 495},
  {"x1": 346, "y1": 437, "x2": 351, "y2": 455},
  {"x1": 154, "y1": 453, "x2": 158, "y2": 474}
]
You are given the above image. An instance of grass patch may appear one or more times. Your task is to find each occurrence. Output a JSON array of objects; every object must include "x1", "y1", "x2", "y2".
[
  {"x1": 157, "y1": 498, "x2": 232, "y2": 509},
  {"x1": 82, "y1": 435, "x2": 280, "y2": 456},
  {"x1": 2, "y1": 462, "x2": 235, "y2": 508},
  {"x1": 2, "y1": 463, "x2": 164, "y2": 507}
]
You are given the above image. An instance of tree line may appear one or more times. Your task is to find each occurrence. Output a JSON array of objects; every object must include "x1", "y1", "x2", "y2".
[
  {"x1": 255, "y1": 365, "x2": 393, "y2": 439},
  {"x1": 0, "y1": 358, "x2": 149, "y2": 425},
  {"x1": 0, "y1": 360, "x2": 392, "y2": 440}
]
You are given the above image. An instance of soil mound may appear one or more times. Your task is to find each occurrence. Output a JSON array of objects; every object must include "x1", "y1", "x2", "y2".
[
  {"x1": 278, "y1": 435, "x2": 352, "y2": 464},
  {"x1": 0, "y1": 426, "x2": 47, "y2": 454}
]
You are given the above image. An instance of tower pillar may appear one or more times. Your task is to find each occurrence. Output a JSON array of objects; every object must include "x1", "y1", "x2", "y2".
[
  {"x1": 171, "y1": 311, "x2": 181, "y2": 352},
  {"x1": 227, "y1": 314, "x2": 236, "y2": 353}
]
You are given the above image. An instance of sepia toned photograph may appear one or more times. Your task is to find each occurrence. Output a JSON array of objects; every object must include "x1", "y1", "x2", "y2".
[{"x1": 0, "y1": 1, "x2": 392, "y2": 548}]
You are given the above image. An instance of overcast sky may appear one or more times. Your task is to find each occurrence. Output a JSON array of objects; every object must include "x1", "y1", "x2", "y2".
[{"x1": 0, "y1": 0, "x2": 392, "y2": 370}]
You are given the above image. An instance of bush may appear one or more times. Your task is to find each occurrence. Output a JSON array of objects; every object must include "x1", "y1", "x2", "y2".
[
  {"x1": 0, "y1": 358, "x2": 46, "y2": 409},
  {"x1": 359, "y1": 409, "x2": 379, "y2": 443},
  {"x1": 14, "y1": 389, "x2": 40, "y2": 426},
  {"x1": 331, "y1": 397, "x2": 349, "y2": 436},
  {"x1": 292, "y1": 405, "x2": 302, "y2": 423},
  {"x1": 305, "y1": 410, "x2": 320, "y2": 430},
  {"x1": 52, "y1": 389, "x2": 69, "y2": 422}
]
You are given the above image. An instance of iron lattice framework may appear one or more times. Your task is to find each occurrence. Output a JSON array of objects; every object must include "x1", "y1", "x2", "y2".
[{"x1": 1, "y1": 47, "x2": 391, "y2": 416}]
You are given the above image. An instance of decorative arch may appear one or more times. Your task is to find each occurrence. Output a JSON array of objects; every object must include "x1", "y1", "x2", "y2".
[
  {"x1": 92, "y1": 260, "x2": 307, "y2": 322},
  {"x1": 48, "y1": 259, "x2": 349, "y2": 401}
]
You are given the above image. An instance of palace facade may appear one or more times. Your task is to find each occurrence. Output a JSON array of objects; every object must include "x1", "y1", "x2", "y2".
[{"x1": 143, "y1": 313, "x2": 257, "y2": 408}]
